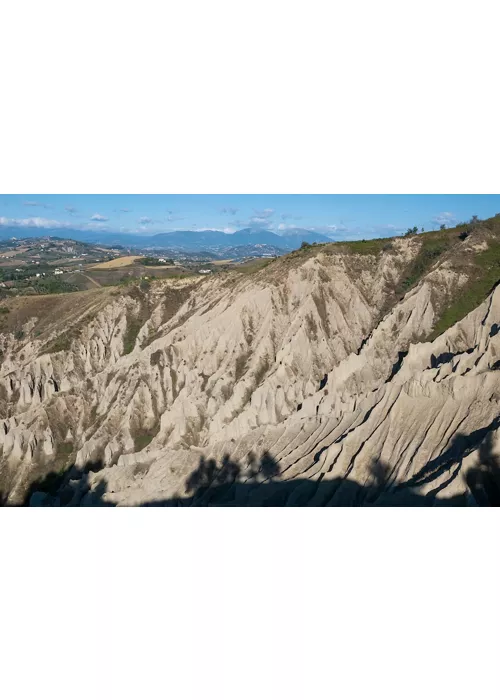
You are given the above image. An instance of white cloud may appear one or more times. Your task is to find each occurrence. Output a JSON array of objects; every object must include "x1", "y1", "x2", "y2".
[
  {"x1": 306, "y1": 224, "x2": 348, "y2": 235},
  {"x1": 0, "y1": 214, "x2": 143, "y2": 235},
  {"x1": 0, "y1": 216, "x2": 67, "y2": 228},
  {"x1": 240, "y1": 209, "x2": 275, "y2": 228},
  {"x1": 0, "y1": 213, "x2": 406, "y2": 242},
  {"x1": 277, "y1": 223, "x2": 305, "y2": 231},
  {"x1": 249, "y1": 217, "x2": 272, "y2": 227},
  {"x1": 226, "y1": 216, "x2": 272, "y2": 230},
  {"x1": 304, "y1": 222, "x2": 403, "y2": 241},
  {"x1": 23, "y1": 201, "x2": 49, "y2": 209},
  {"x1": 432, "y1": 211, "x2": 456, "y2": 226},
  {"x1": 253, "y1": 208, "x2": 274, "y2": 219},
  {"x1": 281, "y1": 213, "x2": 302, "y2": 221},
  {"x1": 90, "y1": 213, "x2": 109, "y2": 221}
]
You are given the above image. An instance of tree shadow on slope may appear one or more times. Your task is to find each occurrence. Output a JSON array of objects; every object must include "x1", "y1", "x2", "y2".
[
  {"x1": 465, "y1": 431, "x2": 500, "y2": 506},
  {"x1": 143, "y1": 429, "x2": 500, "y2": 506},
  {"x1": 9, "y1": 420, "x2": 500, "y2": 506},
  {"x1": 21, "y1": 459, "x2": 111, "y2": 507},
  {"x1": 397, "y1": 415, "x2": 500, "y2": 505},
  {"x1": 138, "y1": 454, "x2": 451, "y2": 507}
]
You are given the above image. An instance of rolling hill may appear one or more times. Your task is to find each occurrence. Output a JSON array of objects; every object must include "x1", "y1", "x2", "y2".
[{"x1": 0, "y1": 225, "x2": 331, "y2": 252}]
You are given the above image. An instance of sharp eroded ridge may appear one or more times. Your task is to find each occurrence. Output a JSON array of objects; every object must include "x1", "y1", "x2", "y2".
[{"x1": 1, "y1": 219, "x2": 500, "y2": 506}]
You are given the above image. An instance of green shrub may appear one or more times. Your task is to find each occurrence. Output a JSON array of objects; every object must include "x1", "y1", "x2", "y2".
[
  {"x1": 133, "y1": 434, "x2": 154, "y2": 452},
  {"x1": 58, "y1": 441, "x2": 74, "y2": 456},
  {"x1": 123, "y1": 317, "x2": 142, "y2": 354},
  {"x1": 141, "y1": 257, "x2": 174, "y2": 266},
  {"x1": 44, "y1": 334, "x2": 72, "y2": 354}
]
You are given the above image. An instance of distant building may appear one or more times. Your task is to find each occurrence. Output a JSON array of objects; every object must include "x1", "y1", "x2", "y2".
[
  {"x1": 54, "y1": 269, "x2": 63, "y2": 275},
  {"x1": 198, "y1": 269, "x2": 212, "y2": 274}
]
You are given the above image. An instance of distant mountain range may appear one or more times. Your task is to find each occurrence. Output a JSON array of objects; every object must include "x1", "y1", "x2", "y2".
[{"x1": 0, "y1": 226, "x2": 331, "y2": 252}]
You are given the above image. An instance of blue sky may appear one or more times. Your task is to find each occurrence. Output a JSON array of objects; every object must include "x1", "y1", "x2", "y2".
[{"x1": 1, "y1": 194, "x2": 500, "y2": 239}]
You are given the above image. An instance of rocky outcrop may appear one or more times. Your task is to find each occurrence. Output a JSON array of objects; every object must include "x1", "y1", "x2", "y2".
[{"x1": 1, "y1": 226, "x2": 500, "y2": 506}]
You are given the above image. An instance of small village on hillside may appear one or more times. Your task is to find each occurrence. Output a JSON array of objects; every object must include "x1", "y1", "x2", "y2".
[{"x1": 0, "y1": 236, "x2": 277, "y2": 297}]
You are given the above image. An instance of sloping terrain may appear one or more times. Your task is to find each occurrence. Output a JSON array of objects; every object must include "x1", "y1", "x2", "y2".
[{"x1": 1, "y1": 217, "x2": 500, "y2": 506}]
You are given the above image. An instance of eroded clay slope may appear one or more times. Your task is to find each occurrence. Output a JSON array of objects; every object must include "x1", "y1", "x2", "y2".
[{"x1": 1, "y1": 224, "x2": 499, "y2": 505}]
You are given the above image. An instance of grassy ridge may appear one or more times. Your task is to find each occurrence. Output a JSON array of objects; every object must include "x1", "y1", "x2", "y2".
[
  {"x1": 342, "y1": 238, "x2": 393, "y2": 255},
  {"x1": 400, "y1": 232, "x2": 455, "y2": 291},
  {"x1": 430, "y1": 240, "x2": 500, "y2": 340},
  {"x1": 281, "y1": 215, "x2": 500, "y2": 340}
]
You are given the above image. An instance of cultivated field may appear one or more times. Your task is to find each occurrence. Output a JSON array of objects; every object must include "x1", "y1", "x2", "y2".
[{"x1": 90, "y1": 256, "x2": 141, "y2": 269}]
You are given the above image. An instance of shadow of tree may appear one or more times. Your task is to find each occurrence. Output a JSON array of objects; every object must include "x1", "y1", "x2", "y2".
[
  {"x1": 465, "y1": 431, "x2": 500, "y2": 506},
  {"x1": 22, "y1": 459, "x2": 111, "y2": 507},
  {"x1": 401, "y1": 415, "x2": 500, "y2": 495},
  {"x1": 4, "y1": 420, "x2": 500, "y2": 506}
]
